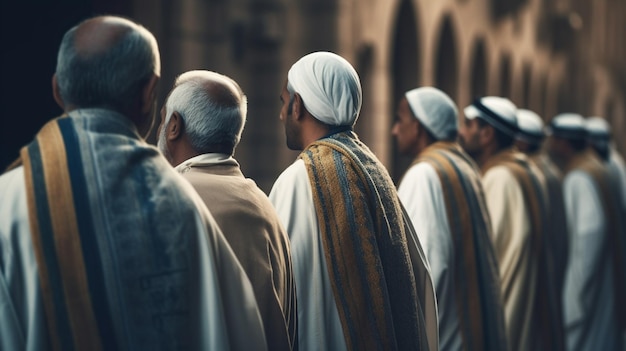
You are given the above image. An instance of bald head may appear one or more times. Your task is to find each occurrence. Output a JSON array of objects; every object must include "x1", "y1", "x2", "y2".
[
  {"x1": 160, "y1": 70, "x2": 247, "y2": 156},
  {"x1": 55, "y1": 16, "x2": 160, "y2": 113}
]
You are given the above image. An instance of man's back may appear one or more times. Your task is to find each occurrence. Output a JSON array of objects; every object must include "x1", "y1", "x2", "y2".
[
  {"x1": 0, "y1": 110, "x2": 266, "y2": 350},
  {"x1": 481, "y1": 149, "x2": 547, "y2": 351},
  {"x1": 562, "y1": 151, "x2": 621, "y2": 351},
  {"x1": 399, "y1": 141, "x2": 506, "y2": 351},
  {"x1": 178, "y1": 154, "x2": 297, "y2": 351},
  {"x1": 270, "y1": 131, "x2": 437, "y2": 351}
]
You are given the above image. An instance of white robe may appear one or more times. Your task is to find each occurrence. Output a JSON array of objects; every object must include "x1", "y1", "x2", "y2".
[
  {"x1": 562, "y1": 170, "x2": 620, "y2": 351},
  {"x1": 482, "y1": 166, "x2": 537, "y2": 351},
  {"x1": 269, "y1": 159, "x2": 347, "y2": 351},
  {"x1": 0, "y1": 166, "x2": 266, "y2": 351},
  {"x1": 608, "y1": 148, "x2": 626, "y2": 209},
  {"x1": 397, "y1": 163, "x2": 460, "y2": 351}
]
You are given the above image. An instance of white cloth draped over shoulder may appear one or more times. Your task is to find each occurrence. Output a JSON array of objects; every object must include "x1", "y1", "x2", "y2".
[
  {"x1": 269, "y1": 159, "x2": 347, "y2": 351},
  {"x1": 398, "y1": 163, "x2": 460, "y2": 350},
  {"x1": 562, "y1": 169, "x2": 621, "y2": 350},
  {"x1": 482, "y1": 165, "x2": 537, "y2": 350}
]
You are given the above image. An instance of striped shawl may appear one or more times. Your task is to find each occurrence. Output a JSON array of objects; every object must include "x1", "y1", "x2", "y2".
[
  {"x1": 300, "y1": 131, "x2": 436, "y2": 351},
  {"x1": 415, "y1": 141, "x2": 507, "y2": 351},
  {"x1": 483, "y1": 149, "x2": 565, "y2": 351}
]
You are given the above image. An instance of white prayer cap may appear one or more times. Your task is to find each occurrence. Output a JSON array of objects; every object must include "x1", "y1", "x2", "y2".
[
  {"x1": 546, "y1": 113, "x2": 586, "y2": 140},
  {"x1": 287, "y1": 51, "x2": 362, "y2": 126},
  {"x1": 515, "y1": 109, "x2": 545, "y2": 145},
  {"x1": 405, "y1": 87, "x2": 458, "y2": 141},
  {"x1": 585, "y1": 116, "x2": 611, "y2": 149},
  {"x1": 464, "y1": 96, "x2": 518, "y2": 137}
]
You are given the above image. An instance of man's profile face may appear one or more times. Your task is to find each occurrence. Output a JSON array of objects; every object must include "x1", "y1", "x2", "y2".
[
  {"x1": 391, "y1": 97, "x2": 419, "y2": 156},
  {"x1": 279, "y1": 81, "x2": 302, "y2": 150},
  {"x1": 459, "y1": 116, "x2": 482, "y2": 157}
]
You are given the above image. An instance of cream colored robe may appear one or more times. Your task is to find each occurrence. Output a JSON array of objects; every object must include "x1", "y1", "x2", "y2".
[
  {"x1": 176, "y1": 153, "x2": 297, "y2": 351},
  {"x1": 482, "y1": 164, "x2": 537, "y2": 351}
]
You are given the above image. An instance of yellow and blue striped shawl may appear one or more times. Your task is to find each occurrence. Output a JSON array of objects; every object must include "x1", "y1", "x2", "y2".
[
  {"x1": 301, "y1": 131, "x2": 434, "y2": 351},
  {"x1": 416, "y1": 141, "x2": 508, "y2": 351},
  {"x1": 19, "y1": 110, "x2": 214, "y2": 350}
]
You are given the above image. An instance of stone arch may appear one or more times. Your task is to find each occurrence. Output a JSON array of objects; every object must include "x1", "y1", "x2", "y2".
[
  {"x1": 390, "y1": 0, "x2": 421, "y2": 181},
  {"x1": 434, "y1": 14, "x2": 459, "y2": 101},
  {"x1": 499, "y1": 52, "x2": 512, "y2": 99},
  {"x1": 469, "y1": 38, "x2": 488, "y2": 101},
  {"x1": 521, "y1": 62, "x2": 532, "y2": 108}
]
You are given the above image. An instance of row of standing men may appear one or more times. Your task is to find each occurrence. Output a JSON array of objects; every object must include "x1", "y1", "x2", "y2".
[{"x1": 0, "y1": 15, "x2": 625, "y2": 351}]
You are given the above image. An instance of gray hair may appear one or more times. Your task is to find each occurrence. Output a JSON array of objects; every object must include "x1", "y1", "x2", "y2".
[
  {"x1": 55, "y1": 19, "x2": 160, "y2": 112},
  {"x1": 164, "y1": 71, "x2": 247, "y2": 155}
]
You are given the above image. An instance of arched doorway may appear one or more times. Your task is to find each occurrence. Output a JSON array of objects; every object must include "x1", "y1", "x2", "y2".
[
  {"x1": 499, "y1": 53, "x2": 512, "y2": 99},
  {"x1": 470, "y1": 38, "x2": 488, "y2": 101},
  {"x1": 390, "y1": 0, "x2": 420, "y2": 181},
  {"x1": 522, "y1": 63, "x2": 532, "y2": 108},
  {"x1": 434, "y1": 15, "x2": 459, "y2": 101}
]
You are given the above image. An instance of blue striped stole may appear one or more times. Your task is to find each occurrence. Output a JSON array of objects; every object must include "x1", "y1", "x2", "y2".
[
  {"x1": 21, "y1": 116, "x2": 115, "y2": 351},
  {"x1": 301, "y1": 131, "x2": 431, "y2": 351},
  {"x1": 416, "y1": 141, "x2": 507, "y2": 351},
  {"x1": 483, "y1": 149, "x2": 564, "y2": 351}
]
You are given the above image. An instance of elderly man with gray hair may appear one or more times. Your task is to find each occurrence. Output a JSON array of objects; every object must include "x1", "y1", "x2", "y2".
[
  {"x1": 0, "y1": 17, "x2": 266, "y2": 350},
  {"x1": 158, "y1": 70, "x2": 297, "y2": 351},
  {"x1": 269, "y1": 51, "x2": 437, "y2": 351},
  {"x1": 393, "y1": 87, "x2": 507, "y2": 351}
]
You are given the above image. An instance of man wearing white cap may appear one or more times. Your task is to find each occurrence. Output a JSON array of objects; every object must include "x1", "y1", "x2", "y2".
[
  {"x1": 459, "y1": 97, "x2": 549, "y2": 351},
  {"x1": 547, "y1": 113, "x2": 623, "y2": 350},
  {"x1": 585, "y1": 116, "x2": 626, "y2": 209},
  {"x1": 269, "y1": 52, "x2": 438, "y2": 351},
  {"x1": 393, "y1": 87, "x2": 507, "y2": 351},
  {"x1": 515, "y1": 109, "x2": 567, "y2": 351}
]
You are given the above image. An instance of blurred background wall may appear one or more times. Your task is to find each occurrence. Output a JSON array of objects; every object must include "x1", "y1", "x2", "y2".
[{"x1": 2, "y1": 0, "x2": 625, "y2": 192}]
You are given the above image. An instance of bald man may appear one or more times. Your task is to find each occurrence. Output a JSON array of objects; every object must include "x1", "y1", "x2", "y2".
[
  {"x1": 0, "y1": 17, "x2": 266, "y2": 350},
  {"x1": 269, "y1": 52, "x2": 437, "y2": 351},
  {"x1": 393, "y1": 87, "x2": 507, "y2": 351},
  {"x1": 158, "y1": 70, "x2": 297, "y2": 351}
]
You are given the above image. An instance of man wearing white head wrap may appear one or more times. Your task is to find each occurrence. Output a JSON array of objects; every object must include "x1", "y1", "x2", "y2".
[
  {"x1": 287, "y1": 51, "x2": 362, "y2": 126},
  {"x1": 270, "y1": 52, "x2": 438, "y2": 351},
  {"x1": 546, "y1": 113, "x2": 624, "y2": 351},
  {"x1": 515, "y1": 109, "x2": 568, "y2": 351},
  {"x1": 459, "y1": 97, "x2": 552, "y2": 351},
  {"x1": 393, "y1": 87, "x2": 507, "y2": 351},
  {"x1": 585, "y1": 117, "x2": 626, "y2": 209}
]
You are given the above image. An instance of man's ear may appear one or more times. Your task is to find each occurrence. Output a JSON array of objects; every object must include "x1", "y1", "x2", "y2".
[
  {"x1": 292, "y1": 93, "x2": 304, "y2": 120},
  {"x1": 166, "y1": 111, "x2": 184, "y2": 141},
  {"x1": 52, "y1": 74, "x2": 65, "y2": 110},
  {"x1": 141, "y1": 75, "x2": 159, "y2": 115}
]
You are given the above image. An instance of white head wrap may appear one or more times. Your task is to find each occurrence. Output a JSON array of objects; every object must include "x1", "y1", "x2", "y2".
[
  {"x1": 515, "y1": 109, "x2": 544, "y2": 144},
  {"x1": 464, "y1": 96, "x2": 518, "y2": 137},
  {"x1": 546, "y1": 113, "x2": 585, "y2": 140},
  {"x1": 585, "y1": 116, "x2": 611, "y2": 149},
  {"x1": 287, "y1": 51, "x2": 362, "y2": 126},
  {"x1": 405, "y1": 87, "x2": 458, "y2": 141}
]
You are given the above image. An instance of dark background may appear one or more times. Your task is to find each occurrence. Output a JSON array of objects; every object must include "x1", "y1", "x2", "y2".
[{"x1": 1, "y1": 0, "x2": 130, "y2": 171}]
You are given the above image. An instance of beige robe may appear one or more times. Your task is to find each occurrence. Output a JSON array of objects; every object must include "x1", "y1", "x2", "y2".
[
  {"x1": 481, "y1": 149, "x2": 550, "y2": 351},
  {"x1": 177, "y1": 154, "x2": 297, "y2": 351}
]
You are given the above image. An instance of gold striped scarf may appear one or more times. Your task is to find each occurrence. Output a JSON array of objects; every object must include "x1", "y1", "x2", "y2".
[
  {"x1": 416, "y1": 141, "x2": 507, "y2": 351},
  {"x1": 301, "y1": 131, "x2": 435, "y2": 351}
]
